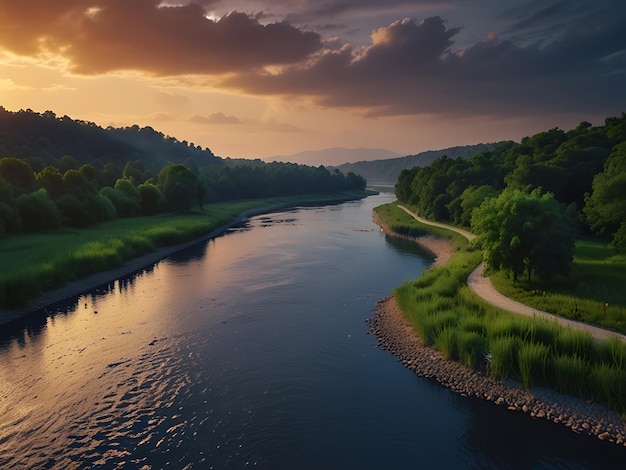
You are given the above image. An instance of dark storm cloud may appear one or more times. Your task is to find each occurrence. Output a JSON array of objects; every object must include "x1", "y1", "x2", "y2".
[
  {"x1": 1, "y1": 0, "x2": 624, "y2": 119},
  {"x1": 223, "y1": 14, "x2": 626, "y2": 117},
  {"x1": 0, "y1": 0, "x2": 322, "y2": 74}
]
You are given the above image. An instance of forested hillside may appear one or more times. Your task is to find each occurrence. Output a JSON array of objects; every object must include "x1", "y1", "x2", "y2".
[
  {"x1": 334, "y1": 143, "x2": 499, "y2": 184},
  {"x1": 395, "y1": 114, "x2": 626, "y2": 255},
  {"x1": 0, "y1": 107, "x2": 219, "y2": 171},
  {"x1": 0, "y1": 108, "x2": 367, "y2": 235}
]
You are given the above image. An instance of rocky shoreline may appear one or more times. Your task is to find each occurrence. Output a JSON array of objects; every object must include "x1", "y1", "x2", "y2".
[{"x1": 369, "y1": 261, "x2": 626, "y2": 446}]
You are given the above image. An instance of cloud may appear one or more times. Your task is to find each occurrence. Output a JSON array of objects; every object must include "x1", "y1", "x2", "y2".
[
  {"x1": 1, "y1": 0, "x2": 624, "y2": 122},
  {"x1": 0, "y1": 78, "x2": 33, "y2": 91},
  {"x1": 190, "y1": 112, "x2": 241, "y2": 125},
  {"x1": 222, "y1": 14, "x2": 626, "y2": 118},
  {"x1": 0, "y1": 0, "x2": 323, "y2": 75}
]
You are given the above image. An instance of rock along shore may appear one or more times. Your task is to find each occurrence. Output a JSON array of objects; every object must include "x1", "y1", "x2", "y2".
[{"x1": 369, "y1": 223, "x2": 626, "y2": 446}]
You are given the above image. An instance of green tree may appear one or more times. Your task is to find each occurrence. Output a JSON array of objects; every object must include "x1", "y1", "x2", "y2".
[
  {"x1": 472, "y1": 189, "x2": 575, "y2": 282},
  {"x1": 63, "y1": 169, "x2": 98, "y2": 199},
  {"x1": 79, "y1": 163, "x2": 100, "y2": 187},
  {"x1": 15, "y1": 189, "x2": 61, "y2": 232},
  {"x1": 458, "y1": 185, "x2": 499, "y2": 227},
  {"x1": 0, "y1": 157, "x2": 37, "y2": 195},
  {"x1": 101, "y1": 162, "x2": 122, "y2": 188},
  {"x1": 0, "y1": 177, "x2": 21, "y2": 234},
  {"x1": 584, "y1": 142, "x2": 626, "y2": 251},
  {"x1": 137, "y1": 182, "x2": 165, "y2": 215},
  {"x1": 157, "y1": 164, "x2": 199, "y2": 213},
  {"x1": 58, "y1": 155, "x2": 80, "y2": 173},
  {"x1": 36, "y1": 166, "x2": 65, "y2": 200}
]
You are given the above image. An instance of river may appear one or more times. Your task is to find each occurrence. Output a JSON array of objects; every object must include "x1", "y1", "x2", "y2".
[{"x1": 0, "y1": 193, "x2": 623, "y2": 469}]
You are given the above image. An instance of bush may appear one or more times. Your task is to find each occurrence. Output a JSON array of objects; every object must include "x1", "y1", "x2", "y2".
[{"x1": 16, "y1": 189, "x2": 61, "y2": 232}]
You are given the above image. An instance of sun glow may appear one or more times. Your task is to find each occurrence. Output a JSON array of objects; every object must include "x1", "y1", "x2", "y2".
[{"x1": 84, "y1": 7, "x2": 102, "y2": 19}]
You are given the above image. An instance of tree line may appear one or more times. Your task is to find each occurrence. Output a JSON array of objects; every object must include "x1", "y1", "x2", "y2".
[
  {"x1": 395, "y1": 113, "x2": 626, "y2": 281},
  {"x1": 0, "y1": 157, "x2": 366, "y2": 235}
]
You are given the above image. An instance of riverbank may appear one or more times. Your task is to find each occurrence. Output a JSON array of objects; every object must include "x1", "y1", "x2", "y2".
[
  {"x1": 0, "y1": 192, "x2": 372, "y2": 327},
  {"x1": 370, "y1": 231, "x2": 626, "y2": 446}
]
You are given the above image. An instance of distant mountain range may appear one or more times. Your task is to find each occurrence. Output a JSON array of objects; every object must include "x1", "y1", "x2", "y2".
[
  {"x1": 332, "y1": 143, "x2": 504, "y2": 184},
  {"x1": 265, "y1": 147, "x2": 402, "y2": 167}
]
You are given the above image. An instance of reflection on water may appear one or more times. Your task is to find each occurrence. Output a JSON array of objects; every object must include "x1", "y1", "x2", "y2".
[{"x1": 0, "y1": 194, "x2": 623, "y2": 469}]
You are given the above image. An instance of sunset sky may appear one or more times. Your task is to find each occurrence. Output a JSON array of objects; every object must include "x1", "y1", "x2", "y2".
[{"x1": 1, "y1": 0, "x2": 625, "y2": 162}]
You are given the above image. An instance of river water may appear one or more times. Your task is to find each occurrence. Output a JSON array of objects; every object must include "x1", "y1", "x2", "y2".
[{"x1": 0, "y1": 193, "x2": 623, "y2": 469}]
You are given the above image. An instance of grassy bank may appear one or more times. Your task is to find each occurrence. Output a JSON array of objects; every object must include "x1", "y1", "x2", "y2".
[
  {"x1": 374, "y1": 203, "x2": 626, "y2": 415},
  {"x1": 490, "y1": 239, "x2": 626, "y2": 335},
  {"x1": 0, "y1": 191, "x2": 372, "y2": 309}
]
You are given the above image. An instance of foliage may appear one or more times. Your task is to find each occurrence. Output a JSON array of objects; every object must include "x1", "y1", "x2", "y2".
[
  {"x1": 0, "y1": 144, "x2": 366, "y2": 235},
  {"x1": 15, "y1": 189, "x2": 61, "y2": 232},
  {"x1": 377, "y1": 203, "x2": 626, "y2": 413},
  {"x1": 0, "y1": 157, "x2": 38, "y2": 194},
  {"x1": 584, "y1": 142, "x2": 626, "y2": 251},
  {"x1": 157, "y1": 164, "x2": 201, "y2": 213},
  {"x1": 394, "y1": 113, "x2": 626, "y2": 238},
  {"x1": 488, "y1": 238, "x2": 626, "y2": 334},
  {"x1": 471, "y1": 188, "x2": 575, "y2": 282}
]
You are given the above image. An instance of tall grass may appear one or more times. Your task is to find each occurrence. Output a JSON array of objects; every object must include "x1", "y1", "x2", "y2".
[
  {"x1": 434, "y1": 327, "x2": 457, "y2": 360},
  {"x1": 518, "y1": 342, "x2": 550, "y2": 388},
  {"x1": 553, "y1": 354, "x2": 589, "y2": 397},
  {"x1": 589, "y1": 363, "x2": 626, "y2": 410},
  {"x1": 457, "y1": 330, "x2": 487, "y2": 369},
  {"x1": 488, "y1": 336, "x2": 518, "y2": 380},
  {"x1": 377, "y1": 202, "x2": 626, "y2": 414}
]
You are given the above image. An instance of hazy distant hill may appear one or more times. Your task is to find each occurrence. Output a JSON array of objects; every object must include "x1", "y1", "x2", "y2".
[
  {"x1": 333, "y1": 143, "x2": 503, "y2": 184},
  {"x1": 265, "y1": 147, "x2": 402, "y2": 167}
]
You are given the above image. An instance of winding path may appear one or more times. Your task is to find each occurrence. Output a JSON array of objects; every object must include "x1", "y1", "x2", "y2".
[{"x1": 397, "y1": 205, "x2": 626, "y2": 342}]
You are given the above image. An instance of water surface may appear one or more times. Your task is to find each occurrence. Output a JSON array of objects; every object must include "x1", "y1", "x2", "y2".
[{"x1": 0, "y1": 194, "x2": 623, "y2": 468}]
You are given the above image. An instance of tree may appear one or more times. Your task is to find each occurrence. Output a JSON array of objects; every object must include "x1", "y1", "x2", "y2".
[
  {"x1": 457, "y1": 185, "x2": 499, "y2": 227},
  {"x1": 472, "y1": 189, "x2": 575, "y2": 282},
  {"x1": 36, "y1": 166, "x2": 65, "y2": 200},
  {"x1": 15, "y1": 189, "x2": 61, "y2": 232},
  {"x1": 584, "y1": 142, "x2": 626, "y2": 251},
  {"x1": 0, "y1": 177, "x2": 21, "y2": 234},
  {"x1": 0, "y1": 157, "x2": 37, "y2": 195},
  {"x1": 157, "y1": 164, "x2": 199, "y2": 213},
  {"x1": 137, "y1": 182, "x2": 165, "y2": 215}
]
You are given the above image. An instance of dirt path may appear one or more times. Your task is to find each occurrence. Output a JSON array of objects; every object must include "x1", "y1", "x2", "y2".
[{"x1": 397, "y1": 205, "x2": 626, "y2": 342}]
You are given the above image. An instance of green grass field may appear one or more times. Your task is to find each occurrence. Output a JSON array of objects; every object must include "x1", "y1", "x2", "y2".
[
  {"x1": 374, "y1": 202, "x2": 626, "y2": 415},
  {"x1": 0, "y1": 191, "x2": 372, "y2": 309},
  {"x1": 491, "y1": 238, "x2": 626, "y2": 334},
  {"x1": 0, "y1": 201, "x2": 267, "y2": 308}
]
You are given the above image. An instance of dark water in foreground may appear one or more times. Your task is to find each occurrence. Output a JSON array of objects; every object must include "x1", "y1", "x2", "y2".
[{"x1": 0, "y1": 193, "x2": 624, "y2": 469}]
